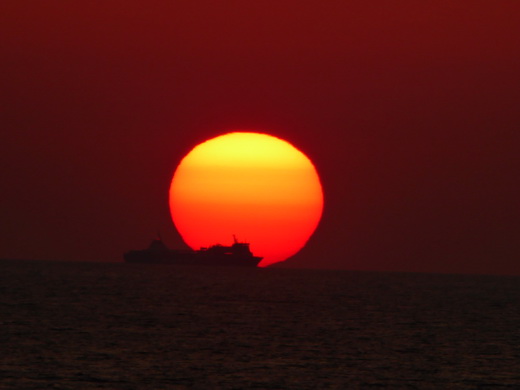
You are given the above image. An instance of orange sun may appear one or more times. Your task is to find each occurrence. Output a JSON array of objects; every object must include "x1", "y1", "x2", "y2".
[{"x1": 169, "y1": 132, "x2": 323, "y2": 267}]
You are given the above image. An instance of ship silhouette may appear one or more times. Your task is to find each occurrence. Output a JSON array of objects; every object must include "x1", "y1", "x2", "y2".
[{"x1": 124, "y1": 235, "x2": 262, "y2": 267}]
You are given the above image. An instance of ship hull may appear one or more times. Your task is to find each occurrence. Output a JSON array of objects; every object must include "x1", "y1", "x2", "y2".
[
  {"x1": 124, "y1": 249, "x2": 262, "y2": 267},
  {"x1": 124, "y1": 238, "x2": 262, "y2": 267}
]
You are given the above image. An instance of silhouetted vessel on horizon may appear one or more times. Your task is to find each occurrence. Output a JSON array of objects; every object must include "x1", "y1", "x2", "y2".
[{"x1": 124, "y1": 236, "x2": 262, "y2": 267}]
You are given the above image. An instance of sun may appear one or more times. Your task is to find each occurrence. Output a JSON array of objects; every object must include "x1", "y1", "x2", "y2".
[{"x1": 169, "y1": 132, "x2": 323, "y2": 267}]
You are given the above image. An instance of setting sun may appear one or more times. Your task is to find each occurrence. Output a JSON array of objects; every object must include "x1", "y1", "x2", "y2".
[{"x1": 169, "y1": 132, "x2": 323, "y2": 267}]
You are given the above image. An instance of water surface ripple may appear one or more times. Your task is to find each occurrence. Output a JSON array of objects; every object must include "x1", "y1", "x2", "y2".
[{"x1": 1, "y1": 260, "x2": 519, "y2": 389}]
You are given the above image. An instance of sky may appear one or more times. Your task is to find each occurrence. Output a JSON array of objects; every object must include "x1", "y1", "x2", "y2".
[{"x1": 1, "y1": 1, "x2": 519, "y2": 275}]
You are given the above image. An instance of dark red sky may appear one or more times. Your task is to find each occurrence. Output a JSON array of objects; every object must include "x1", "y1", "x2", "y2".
[{"x1": 1, "y1": 1, "x2": 519, "y2": 275}]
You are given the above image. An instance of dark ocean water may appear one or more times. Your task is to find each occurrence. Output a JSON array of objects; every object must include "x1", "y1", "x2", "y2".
[{"x1": 1, "y1": 260, "x2": 519, "y2": 389}]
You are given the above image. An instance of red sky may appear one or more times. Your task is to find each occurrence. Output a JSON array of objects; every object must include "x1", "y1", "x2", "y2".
[{"x1": 1, "y1": 1, "x2": 519, "y2": 275}]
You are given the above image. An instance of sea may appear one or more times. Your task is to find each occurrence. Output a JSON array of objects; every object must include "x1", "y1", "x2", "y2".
[{"x1": 1, "y1": 260, "x2": 519, "y2": 389}]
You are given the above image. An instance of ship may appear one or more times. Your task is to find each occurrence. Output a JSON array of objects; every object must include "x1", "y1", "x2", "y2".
[{"x1": 124, "y1": 235, "x2": 262, "y2": 267}]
